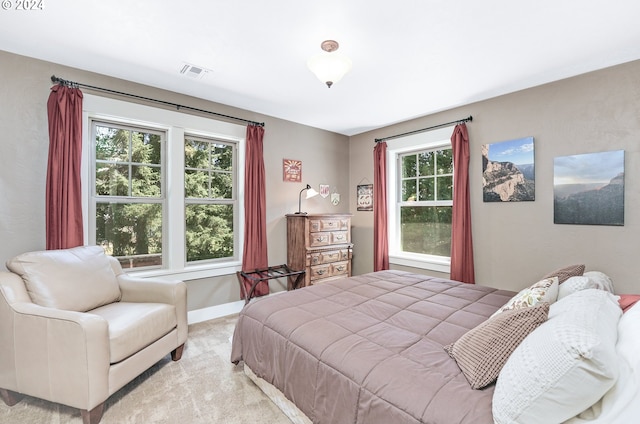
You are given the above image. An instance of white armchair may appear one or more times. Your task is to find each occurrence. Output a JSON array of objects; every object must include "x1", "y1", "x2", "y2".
[{"x1": 0, "y1": 246, "x2": 188, "y2": 424}]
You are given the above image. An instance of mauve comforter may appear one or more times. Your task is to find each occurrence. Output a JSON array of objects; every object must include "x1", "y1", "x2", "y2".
[{"x1": 231, "y1": 270, "x2": 515, "y2": 424}]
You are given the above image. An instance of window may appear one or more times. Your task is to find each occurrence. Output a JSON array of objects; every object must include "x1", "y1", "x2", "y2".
[
  {"x1": 184, "y1": 136, "x2": 236, "y2": 263},
  {"x1": 387, "y1": 126, "x2": 454, "y2": 272},
  {"x1": 398, "y1": 147, "x2": 453, "y2": 257},
  {"x1": 84, "y1": 94, "x2": 245, "y2": 279},
  {"x1": 92, "y1": 121, "x2": 164, "y2": 269}
]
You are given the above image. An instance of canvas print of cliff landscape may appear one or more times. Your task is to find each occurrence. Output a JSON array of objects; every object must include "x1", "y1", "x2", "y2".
[
  {"x1": 553, "y1": 150, "x2": 624, "y2": 226},
  {"x1": 482, "y1": 137, "x2": 535, "y2": 202}
]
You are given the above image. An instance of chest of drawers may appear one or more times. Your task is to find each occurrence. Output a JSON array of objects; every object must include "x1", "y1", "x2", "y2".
[{"x1": 286, "y1": 213, "x2": 353, "y2": 287}]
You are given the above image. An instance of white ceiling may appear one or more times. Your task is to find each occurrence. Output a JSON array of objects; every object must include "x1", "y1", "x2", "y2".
[{"x1": 2, "y1": 0, "x2": 640, "y2": 136}]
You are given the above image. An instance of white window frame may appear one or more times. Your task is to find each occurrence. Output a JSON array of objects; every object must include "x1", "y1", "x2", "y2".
[
  {"x1": 82, "y1": 94, "x2": 246, "y2": 281},
  {"x1": 386, "y1": 125, "x2": 454, "y2": 273}
]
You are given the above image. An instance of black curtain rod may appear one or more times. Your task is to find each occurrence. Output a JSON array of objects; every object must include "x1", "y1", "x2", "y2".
[
  {"x1": 50, "y1": 75, "x2": 265, "y2": 127},
  {"x1": 374, "y1": 115, "x2": 472, "y2": 143}
]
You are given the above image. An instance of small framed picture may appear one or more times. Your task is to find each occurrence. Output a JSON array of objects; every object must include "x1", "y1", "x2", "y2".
[
  {"x1": 357, "y1": 184, "x2": 373, "y2": 211},
  {"x1": 283, "y1": 159, "x2": 302, "y2": 182},
  {"x1": 319, "y1": 184, "x2": 330, "y2": 198}
]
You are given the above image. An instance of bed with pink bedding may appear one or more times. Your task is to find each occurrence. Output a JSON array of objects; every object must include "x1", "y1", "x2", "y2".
[
  {"x1": 231, "y1": 269, "x2": 640, "y2": 424},
  {"x1": 231, "y1": 270, "x2": 514, "y2": 423}
]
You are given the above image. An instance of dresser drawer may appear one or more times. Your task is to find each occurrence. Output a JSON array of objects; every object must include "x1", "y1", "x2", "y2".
[
  {"x1": 331, "y1": 261, "x2": 349, "y2": 276},
  {"x1": 309, "y1": 218, "x2": 343, "y2": 232},
  {"x1": 309, "y1": 264, "x2": 331, "y2": 280},
  {"x1": 339, "y1": 249, "x2": 350, "y2": 261},
  {"x1": 331, "y1": 231, "x2": 349, "y2": 244},
  {"x1": 321, "y1": 250, "x2": 341, "y2": 263},
  {"x1": 309, "y1": 249, "x2": 350, "y2": 265},
  {"x1": 309, "y1": 232, "x2": 330, "y2": 247}
]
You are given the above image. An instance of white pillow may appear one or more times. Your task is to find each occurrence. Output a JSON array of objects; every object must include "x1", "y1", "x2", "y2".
[
  {"x1": 583, "y1": 271, "x2": 615, "y2": 293},
  {"x1": 558, "y1": 272, "x2": 615, "y2": 300},
  {"x1": 492, "y1": 289, "x2": 622, "y2": 424},
  {"x1": 491, "y1": 277, "x2": 558, "y2": 318},
  {"x1": 558, "y1": 276, "x2": 597, "y2": 299},
  {"x1": 564, "y1": 301, "x2": 640, "y2": 423}
]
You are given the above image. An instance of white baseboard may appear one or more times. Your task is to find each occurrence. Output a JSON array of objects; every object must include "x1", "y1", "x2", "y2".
[
  {"x1": 187, "y1": 291, "x2": 287, "y2": 324},
  {"x1": 187, "y1": 300, "x2": 245, "y2": 324}
]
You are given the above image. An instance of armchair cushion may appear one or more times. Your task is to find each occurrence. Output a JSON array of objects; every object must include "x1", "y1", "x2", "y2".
[
  {"x1": 90, "y1": 302, "x2": 177, "y2": 363},
  {"x1": 6, "y1": 246, "x2": 121, "y2": 312}
]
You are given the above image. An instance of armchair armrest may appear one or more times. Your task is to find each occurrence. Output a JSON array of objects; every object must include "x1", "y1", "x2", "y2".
[
  {"x1": 2, "y1": 301, "x2": 110, "y2": 410},
  {"x1": 117, "y1": 274, "x2": 186, "y2": 305}
]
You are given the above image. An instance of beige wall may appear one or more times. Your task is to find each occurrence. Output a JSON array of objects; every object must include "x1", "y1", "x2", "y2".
[
  {"x1": 0, "y1": 50, "x2": 350, "y2": 311},
  {"x1": 349, "y1": 60, "x2": 640, "y2": 294},
  {"x1": 3, "y1": 49, "x2": 640, "y2": 309}
]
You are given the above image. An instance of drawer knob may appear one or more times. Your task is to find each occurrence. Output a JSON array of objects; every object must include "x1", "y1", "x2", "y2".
[
  {"x1": 317, "y1": 269, "x2": 325, "y2": 275},
  {"x1": 316, "y1": 237, "x2": 324, "y2": 242},
  {"x1": 336, "y1": 266, "x2": 345, "y2": 271}
]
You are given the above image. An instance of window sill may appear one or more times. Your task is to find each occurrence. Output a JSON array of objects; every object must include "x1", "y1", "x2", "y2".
[
  {"x1": 126, "y1": 261, "x2": 241, "y2": 282},
  {"x1": 389, "y1": 253, "x2": 450, "y2": 274}
]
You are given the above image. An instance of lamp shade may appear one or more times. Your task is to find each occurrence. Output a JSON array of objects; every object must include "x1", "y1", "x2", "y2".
[
  {"x1": 307, "y1": 40, "x2": 352, "y2": 88},
  {"x1": 305, "y1": 187, "x2": 319, "y2": 199},
  {"x1": 296, "y1": 184, "x2": 319, "y2": 214}
]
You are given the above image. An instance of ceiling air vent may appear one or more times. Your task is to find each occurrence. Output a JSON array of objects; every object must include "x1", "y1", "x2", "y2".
[{"x1": 179, "y1": 63, "x2": 209, "y2": 80}]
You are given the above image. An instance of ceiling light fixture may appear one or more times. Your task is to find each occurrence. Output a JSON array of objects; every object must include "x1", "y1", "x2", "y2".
[{"x1": 307, "y1": 40, "x2": 352, "y2": 88}]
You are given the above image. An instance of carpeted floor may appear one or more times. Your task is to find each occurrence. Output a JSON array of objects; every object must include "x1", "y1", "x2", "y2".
[{"x1": 0, "y1": 315, "x2": 292, "y2": 424}]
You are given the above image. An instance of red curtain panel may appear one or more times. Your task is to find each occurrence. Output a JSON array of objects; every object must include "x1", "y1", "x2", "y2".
[
  {"x1": 450, "y1": 123, "x2": 475, "y2": 283},
  {"x1": 373, "y1": 141, "x2": 389, "y2": 271},
  {"x1": 46, "y1": 84, "x2": 84, "y2": 250},
  {"x1": 241, "y1": 124, "x2": 269, "y2": 297}
]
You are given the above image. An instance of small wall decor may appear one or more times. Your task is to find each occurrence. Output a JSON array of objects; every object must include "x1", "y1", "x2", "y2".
[
  {"x1": 319, "y1": 184, "x2": 330, "y2": 198},
  {"x1": 331, "y1": 192, "x2": 340, "y2": 206},
  {"x1": 554, "y1": 150, "x2": 624, "y2": 226},
  {"x1": 482, "y1": 136, "x2": 535, "y2": 202},
  {"x1": 283, "y1": 159, "x2": 302, "y2": 182},
  {"x1": 357, "y1": 184, "x2": 373, "y2": 211}
]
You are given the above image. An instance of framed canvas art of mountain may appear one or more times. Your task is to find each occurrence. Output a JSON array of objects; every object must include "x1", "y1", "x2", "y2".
[
  {"x1": 482, "y1": 137, "x2": 535, "y2": 202},
  {"x1": 553, "y1": 150, "x2": 625, "y2": 226}
]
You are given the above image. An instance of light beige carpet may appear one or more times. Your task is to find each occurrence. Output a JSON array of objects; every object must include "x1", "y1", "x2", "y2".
[{"x1": 0, "y1": 315, "x2": 292, "y2": 424}]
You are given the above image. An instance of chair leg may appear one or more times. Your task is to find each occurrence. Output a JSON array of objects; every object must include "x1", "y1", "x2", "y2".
[
  {"x1": 81, "y1": 402, "x2": 105, "y2": 424},
  {"x1": 171, "y1": 343, "x2": 185, "y2": 361},
  {"x1": 0, "y1": 388, "x2": 22, "y2": 406}
]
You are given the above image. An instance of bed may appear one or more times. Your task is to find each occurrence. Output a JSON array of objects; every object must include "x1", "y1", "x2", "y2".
[{"x1": 231, "y1": 268, "x2": 640, "y2": 424}]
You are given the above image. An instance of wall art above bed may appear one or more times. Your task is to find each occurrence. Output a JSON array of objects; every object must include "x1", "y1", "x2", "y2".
[
  {"x1": 553, "y1": 150, "x2": 625, "y2": 226},
  {"x1": 482, "y1": 136, "x2": 535, "y2": 202}
]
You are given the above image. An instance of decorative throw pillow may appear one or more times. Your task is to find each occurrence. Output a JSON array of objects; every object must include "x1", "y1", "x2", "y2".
[
  {"x1": 444, "y1": 302, "x2": 549, "y2": 390},
  {"x1": 491, "y1": 277, "x2": 558, "y2": 318},
  {"x1": 541, "y1": 263, "x2": 585, "y2": 283},
  {"x1": 618, "y1": 294, "x2": 640, "y2": 313},
  {"x1": 492, "y1": 289, "x2": 621, "y2": 424}
]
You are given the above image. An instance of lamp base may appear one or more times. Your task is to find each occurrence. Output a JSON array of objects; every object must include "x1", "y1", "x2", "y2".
[{"x1": 294, "y1": 211, "x2": 308, "y2": 215}]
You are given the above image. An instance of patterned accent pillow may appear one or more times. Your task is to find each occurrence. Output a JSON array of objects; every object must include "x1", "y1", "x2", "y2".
[
  {"x1": 444, "y1": 302, "x2": 549, "y2": 389},
  {"x1": 542, "y1": 264, "x2": 585, "y2": 283},
  {"x1": 491, "y1": 277, "x2": 558, "y2": 318}
]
